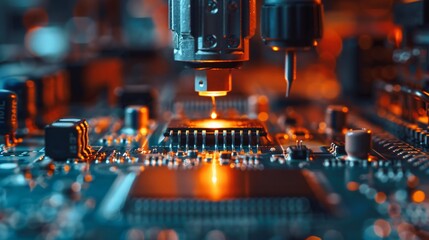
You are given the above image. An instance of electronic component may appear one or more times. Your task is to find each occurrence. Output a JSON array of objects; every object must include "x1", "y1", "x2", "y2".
[
  {"x1": 169, "y1": 0, "x2": 256, "y2": 97},
  {"x1": 161, "y1": 118, "x2": 271, "y2": 152},
  {"x1": 45, "y1": 118, "x2": 90, "y2": 160},
  {"x1": 0, "y1": 90, "x2": 18, "y2": 146},
  {"x1": 325, "y1": 105, "x2": 348, "y2": 135},
  {"x1": 286, "y1": 140, "x2": 312, "y2": 160},
  {"x1": 129, "y1": 167, "x2": 328, "y2": 208},
  {"x1": 345, "y1": 128, "x2": 372, "y2": 160},
  {"x1": 1, "y1": 76, "x2": 37, "y2": 132},
  {"x1": 116, "y1": 85, "x2": 157, "y2": 119},
  {"x1": 123, "y1": 105, "x2": 148, "y2": 135},
  {"x1": 261, "y1": 0, "x2": 323, "y2": 96},
  {"x1": 1, "y1": 1, "x2": 429, "y2": 240},
  {"x1": 327, "y1": 141, "x2": 346, "y2": 157}
]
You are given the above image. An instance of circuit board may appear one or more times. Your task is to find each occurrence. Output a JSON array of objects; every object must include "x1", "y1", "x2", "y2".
[{"x1": 0, "y1": 100, "x2": 428, "y2": 240}]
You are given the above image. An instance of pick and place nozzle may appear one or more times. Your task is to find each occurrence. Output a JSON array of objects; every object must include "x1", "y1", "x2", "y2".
[{"x1": 284, "y1": 51, "x2": 296, "y2": 97}]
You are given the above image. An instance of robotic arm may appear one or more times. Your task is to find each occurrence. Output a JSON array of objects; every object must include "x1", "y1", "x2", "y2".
[{"x1": 169, "y1": 0, "x2": 323, "y2": 97}]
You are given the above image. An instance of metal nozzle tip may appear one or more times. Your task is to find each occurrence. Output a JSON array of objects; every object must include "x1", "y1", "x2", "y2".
[
  {"x1": 284, "y1": 51, "x2": 296, "y2": 98},
  {"x1": 285, "y1": 82, "x2": 291, "y2": 97}
]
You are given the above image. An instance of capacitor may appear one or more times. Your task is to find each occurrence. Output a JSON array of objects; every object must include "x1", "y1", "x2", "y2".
[
  {"x1": 2, "y1": 77, "x2": 37, "y2": 132},
  {"x1": 123, "y1": 105, "x2": 149, "y2": 134},
  {"x1": 0, "y1": 90, "x2": 18, "y2": 146},
  {"x1": 325, "y1": 105, "x2": 348, "y2": 134},
  {"x1": 345, "y1": 129, "x2": 372, "y2": 160}
]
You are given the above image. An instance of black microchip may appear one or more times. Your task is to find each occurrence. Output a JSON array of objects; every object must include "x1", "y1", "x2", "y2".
[{"x1": 162, "y1": 118, "x2": 273, "y2": 151}]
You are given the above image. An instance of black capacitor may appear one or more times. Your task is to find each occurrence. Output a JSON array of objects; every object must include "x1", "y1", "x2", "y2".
[
  {"x1": 57, "y1": 118, "x2": 91, "y2": 157},
  {"x1": 261, "y1": 0, "x2": 324, "y2": 49},
  {"x1": 0, "y1": 90, "x2": 18, "y2": 136},
  {"x1": 2, "y1": 77, "x2": 37, "y2": 130},
  {"x1": 325, "y1": 105, "x2": 348, "y2": 134},
  {"x1": 116, "y1": 85, "x2": 157, "y2": 119},
  {"x1": 45, "y1": 119, "x2": 88, "y2": 160}
]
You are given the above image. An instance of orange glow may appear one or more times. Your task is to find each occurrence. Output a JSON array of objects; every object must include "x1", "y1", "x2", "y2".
[
  {"x1": 258, "y1": 112, "x2": 269, "y2": 121},
  {"x1": 211, "y1": 111, "x2": 218, "y2": 119},
  {"x1": 157, "y1": 229, "x2": 179, "y2": 240},
  {"x1": 347, "y1": 181, "x2": 359, "y2": 191},
  {"x1": 272, "y1": 47, "x2": 280, "y2": 51},
  {"x1": 211, "y1": 159, "x2": 218, "y2": 184},
  {"x1": 306, "y1": 236, "x2": 321, "y2": 240},
  {"x1": 375, "y1": 192, "x2": 387, "y2": 204},
  {"x1": 205, "y1": 120, "x2": 224, "y2": 129},
  {"x1": 412, "y1": 190, "x2": 425, "y2": 203},
  {"x1": 393, "y1": 27, "x2": 403, "y2": 48},
  {"x1": 402, "y1": 0, "x2": 420, "y2": 3},
  {"x1": 317, "y1": 29, "x2": 343, "y2": 57},
  {"x1": 199, "y1": 91, "x2": 228, "y2": 97},
  {"x1": 84, "y1": 174, "x2": 93, "y2": 182}
]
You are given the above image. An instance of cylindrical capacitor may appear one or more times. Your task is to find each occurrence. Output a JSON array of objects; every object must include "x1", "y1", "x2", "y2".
[
  {"x1": 2, "y1": 77, "x2": 37, "y2": 131},
  {"x1": 0, "y1": 90, "x2": 18, "y2": 146},
  {"x1": 345, "y1": 129, "x2": 372, "y2": 160},
  {"x1": 325, "y1": 105, "x2": 348, "y2": 134},
  {"x1": 124, "y1": 105, "x2": 149, "y2": 134}
]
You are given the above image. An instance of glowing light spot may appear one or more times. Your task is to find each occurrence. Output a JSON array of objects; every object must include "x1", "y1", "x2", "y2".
[
  {"x1": 272, "y1": 47, "x2": 280, "y2": 51},
  {"x1": 375, "y1": 192, "x2": 387, "y2": 204},
  {"x1": 199, "y1": 91, "x2": 227, "y2": 97},
  {"x1": 412, "y1": 190, "x2": 425, "y2": 203},
  {"x1": 306, "y1": 236, "x2": 321, "y2": 240},
  {"x1": 84, "y1": 174, "x2": 93, "y2": 183},
  {"x1": 25, "y1": 26, "x2": 68, "y2": 61},
  {"x1": 211, "y1": 159, "x2": 218, "y2": 184},
  {"x1": 258, "y1": 112, "x2": 269, "y2": 121},
  {"x1": 347, "y1": 181, "x2": 359, "y2": 191},
  {"x1": 211, "y1": 111, "x2": 218, "y2": 119}
]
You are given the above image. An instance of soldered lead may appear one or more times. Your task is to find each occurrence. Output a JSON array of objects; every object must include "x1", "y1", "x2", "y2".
[
  {"x1": 256, "y1": 130, "x2": 260, "y2": 151},
  {"x1": 231, "y1": 130, "x2": 235, "y2": 151},
  {"x1": 248, "y1": 130, "x2": 252, "y2": 152},
  {"x1": 214, "y1": 130, "x2": 219, "y2": 151},
  {"x1": 240, "y1": 130, "x2": 244, "y2": 152},
  {"x1": 169, "y1": 130, "x2": 173, "y2": 152},
  {"x1": 185, "y1": 130, "x2": 189, "y2": 151},
  {"x1": 177, "y1": 130, "x2": 182, "y2": 150},
  {"x1": 223, "y1": 130, "x2": 227, "y2": 150},
  {"x1": 202, "y1": 130, "x2": 207, "y2": 151},
  {"x1": 194, "y1": 130, "x2": 198, "y2": 149}
]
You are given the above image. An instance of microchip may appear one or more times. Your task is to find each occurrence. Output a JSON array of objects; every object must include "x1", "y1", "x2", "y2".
[
  {"x1": 161, "y1": 118, "x2": 273, "y2": 151},
  {"x1": 126, "y1": 167, "x2": 331, "y2": 217}
]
